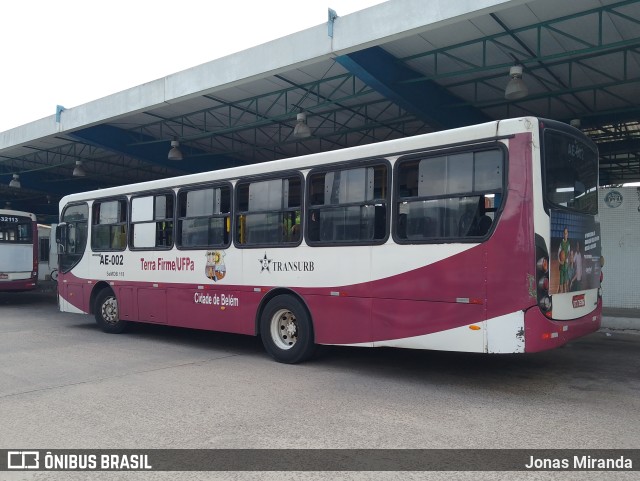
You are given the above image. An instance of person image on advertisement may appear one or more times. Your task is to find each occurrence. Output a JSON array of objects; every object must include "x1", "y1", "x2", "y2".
[
  {"x1": 557, "y1": 227, "x2": 571, "y2": 293},
  {"x1": 567, "y1": 250, "x2": 575, "y2": 293},
  {"x1": 571, "y1": 241, "x2": 583, "y2": 291}
]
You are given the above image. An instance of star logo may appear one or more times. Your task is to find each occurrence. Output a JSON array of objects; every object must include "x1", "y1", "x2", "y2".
[{"x1": 259, "y1": 253, "x2": 272, "y2": 272}]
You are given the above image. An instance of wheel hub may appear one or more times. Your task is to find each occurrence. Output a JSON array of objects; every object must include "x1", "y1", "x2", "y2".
[
  {"x1": 101, "y1": 297, "x2": 118, "y2": 324},
  {"x1": 283, "y1": 317, "x2": 297, "y2": 337},
  {"x1": 271, "y1": 309, "x2": 298, "y2": 350}
]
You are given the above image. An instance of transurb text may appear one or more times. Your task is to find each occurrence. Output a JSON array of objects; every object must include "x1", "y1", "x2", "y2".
[{"x1": 271, "y1": 261, "x2": 315, "y2": 272}]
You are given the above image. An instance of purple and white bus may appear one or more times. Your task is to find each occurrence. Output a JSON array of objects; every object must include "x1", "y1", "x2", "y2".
[{"x1": 56, "y1": 117, "x2": 603, "y2": 363}]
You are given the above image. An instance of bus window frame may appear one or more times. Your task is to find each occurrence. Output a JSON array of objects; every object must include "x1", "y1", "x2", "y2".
[
  {"x1": 392, "y1": 142, "x2": 508, "y2": 245},
  {"x1": 90, "y1": 196, "x2": 129, "y2": 252},
  {"x1": 175, "y1": 181, "x2": 233, "y2": 251},
  {"x1": 305, "y1": 157, "x2": 391, "y2": 247},
  {"x1": 129, "y1": 189, "x2": 176, "y2": 251},
  {"x1": 233, "y1": 170, "x2": 304, "y2": 249}
]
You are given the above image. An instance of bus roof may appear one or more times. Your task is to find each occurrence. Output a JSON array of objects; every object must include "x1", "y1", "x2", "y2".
[{"x1": 0, "y1": 209, "x2": 37, "y2": 221}]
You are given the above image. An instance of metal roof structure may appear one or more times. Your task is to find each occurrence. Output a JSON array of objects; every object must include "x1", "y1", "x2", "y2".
[{"x1": 1, "y1": 0, "x2": 639, "y2": 221}]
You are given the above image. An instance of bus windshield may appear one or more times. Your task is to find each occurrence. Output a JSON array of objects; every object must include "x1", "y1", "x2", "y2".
[{"x1": 542, "y1": 128, "x2": 598, "y2": 215}]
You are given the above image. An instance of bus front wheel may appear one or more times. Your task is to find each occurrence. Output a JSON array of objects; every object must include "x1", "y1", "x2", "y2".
[
  {"x1": 260, "y1": 295, "x2": 315, "y2": 364},
  {"x1": 94, "y1": 288, "x2": 128, "y2": 334}
]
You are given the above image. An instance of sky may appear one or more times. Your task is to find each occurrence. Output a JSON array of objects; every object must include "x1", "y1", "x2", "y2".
[{"x1": 0, "y1": 0, "x2": 387, "y2": 133}]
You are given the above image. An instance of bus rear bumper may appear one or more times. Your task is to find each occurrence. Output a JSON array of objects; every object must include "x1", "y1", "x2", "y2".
[
  {"x1": 524, "y1": 300, "x2": 602, "y2": 353},
  {"x1": 0, "y1": 278, "x2": 38, "y2": 292}
]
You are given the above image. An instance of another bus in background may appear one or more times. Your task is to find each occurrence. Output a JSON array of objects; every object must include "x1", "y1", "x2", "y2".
[
  {"x1": 0, "y1": 209, "x2": 39, "y2": 292},
  {"x1": 36, "y1": 223, "x2": 59, "y2": 282}
]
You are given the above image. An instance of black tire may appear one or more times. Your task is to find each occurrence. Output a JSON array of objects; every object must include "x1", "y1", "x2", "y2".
[
  {"x1": 260, "y1": 294, "x2": 315, "y2": 364},
  {"x1": 94, "y1": 288, "x2": 128, "y2": 334}
]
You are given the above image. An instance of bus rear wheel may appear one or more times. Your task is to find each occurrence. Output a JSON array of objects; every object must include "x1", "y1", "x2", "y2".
[
  {"x1": 260, "y1": 294, "x2": 315, "y2": 364},
  {"x1": 94, "y1": 288, "x2": 128, "y2": 334}
]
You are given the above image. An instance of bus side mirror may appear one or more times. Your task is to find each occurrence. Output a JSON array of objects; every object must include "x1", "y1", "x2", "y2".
[{"x1": 55, "y1": 223, "x2": 67, "y2": 251}]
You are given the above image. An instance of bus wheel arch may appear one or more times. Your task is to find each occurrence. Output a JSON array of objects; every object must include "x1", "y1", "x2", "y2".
[
  {"x1": 89, "y1": 282, "x2": 111, "y2": 315},
  {"x1": 92, "y1": 283, "x2": 128, "y2": 334},
  {"x1": 257, "y1": 289, "x2": 316, "y2": 364}
]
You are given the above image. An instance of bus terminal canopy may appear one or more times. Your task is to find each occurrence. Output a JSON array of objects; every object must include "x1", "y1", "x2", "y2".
[{"x1": 0, "y1": 0, "x2": 639, "y2": 221}]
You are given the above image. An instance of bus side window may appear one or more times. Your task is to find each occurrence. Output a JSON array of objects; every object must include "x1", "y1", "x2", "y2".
[
  {"x1": 308, "y1": 210, "x2": 320, "y2": 242},
  {"x1": 307, "y1": 163, "x2": 388, "y2": 245},
  {"x1": 236, "y1": 176, "x2": 301, "y2": 247},
  {"x1": 396, "y1": 148, "x2": 503, "y2": 242},
  {"x1": 177, "y1": 185, "x2": 230, "y2": 249},
  {"x1": 113, "y1": 226, "x2": 126, "y2": 249},
  {"x1": 290, "y1": 211, "x2": 301, "y2": 241},
  {"x1": 459, "y1": 196, "x2": 493, "y2": 237},
  {"x1": 476, "y1": 197, "x2": 493, "y2": 236},
  {"x1": 397, "y1": 213, "x2": 407, "y2": 239},
  {"x1": 92, "y1": 199, "x2": 128, "y2": 251},
  {"x1": 290, "y1": 223, "x2": 300, "y2": 241}
]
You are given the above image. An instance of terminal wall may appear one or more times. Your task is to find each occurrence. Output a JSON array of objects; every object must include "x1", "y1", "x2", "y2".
[{"x1": 599, "y1": 187, "x2": 640, "y2": 309}]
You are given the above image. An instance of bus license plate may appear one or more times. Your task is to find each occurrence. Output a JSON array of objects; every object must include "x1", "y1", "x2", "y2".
[{"x1": 572, "y1": 294, "x2": 585, "y2": 308}]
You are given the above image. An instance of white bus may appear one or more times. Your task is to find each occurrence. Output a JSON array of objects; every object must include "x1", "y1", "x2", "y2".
[
  {"x1": 56, "y1": 117, "x2": 603, "y2": 363},
  {"x1": 0, "y1": 209, "x2": 39, "y2": 292}
]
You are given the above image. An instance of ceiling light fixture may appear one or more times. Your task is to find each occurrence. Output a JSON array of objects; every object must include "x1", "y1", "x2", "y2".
[
  {"x1": 73, "y1": 160, "x2": 86, "y2": 177},
  {"x1": 168, "y1": 139, "x2": 183, "y2": 161},
  {"x1": 504, "y1": 64, "x2": 529, "y2": 100},
  {"x1": 9, "y1": 174, "x2": 21, "y2": 189},
  {"x1": 293, "y1": 113, "x2": 312, "y2": 139}
]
